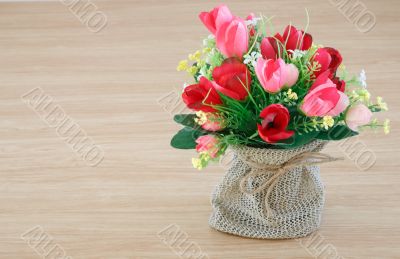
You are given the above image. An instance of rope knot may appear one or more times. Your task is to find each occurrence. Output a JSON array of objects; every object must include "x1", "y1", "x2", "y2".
[{"x1": 239, "y1": 151, "x2": 343, "y2": 217}]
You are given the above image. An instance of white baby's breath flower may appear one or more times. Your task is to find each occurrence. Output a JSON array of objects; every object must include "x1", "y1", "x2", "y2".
[
  {"x1": 243, "y1": 51, "x2": 262, "y2": 68},
  {"x1": 203, "y1": 34, "x2": 215, "y2": 47},
  {"x1": 244, "y1": 20, "x2": 252, "y2": 26},
  {"x1": 243, "y1": 55, "x2": 251, "y2": 64},
  {"x1": 359, "y1": 69, "x2": 367, "y2": 88},
  {"x1": 288, "y1": 49, "x2": 307, "y2": 59},
  {"x1": 245, "y1": 17, "x2": 261, "y2": 26}
]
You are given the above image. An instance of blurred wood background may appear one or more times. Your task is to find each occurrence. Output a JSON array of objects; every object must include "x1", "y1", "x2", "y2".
[{"x1": 0, "y1": 0, "x2": 399, "y2": 258}]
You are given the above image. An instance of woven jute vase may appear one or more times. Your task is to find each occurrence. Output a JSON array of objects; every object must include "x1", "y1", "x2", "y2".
[{"x1": 209, "y1": 140, "x2": 327, "y2": 239}]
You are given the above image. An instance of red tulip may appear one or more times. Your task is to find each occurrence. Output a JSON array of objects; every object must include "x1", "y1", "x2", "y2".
[
  {"x1": 260, "y1": 34, "x2": 284, "y2": 60},
  {"x1": 216, "y1": 17, "x2": 249, "y2": 58},
  {"x1": 212, "y1": 58, "x2": 252, "y2": 100},
  {"x1": 257, "y1": 104, "x2": 294, "y2": 143},
  {"x1": 199, "y1": 4, "x2": 233, "y2": 35},
  {"x1": 332, "y1": 76, "x2": 346, "y2": 92},
  {"x1": 313, "y1": 47, "x2": 343, "y2": 77},
  {"x1": 182, "y1": 77, "x2": 222, "y2": 112},
  {"x1": 282, "y1": 25, "x2": 312, "y2": 51},
  {"x1": 300, "y1": 71, "x2": 349, "y2": 117}
]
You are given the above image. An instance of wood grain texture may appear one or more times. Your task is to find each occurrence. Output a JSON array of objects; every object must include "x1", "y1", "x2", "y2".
[{"x1": 0, "y1": 0, "x2": 399, "y2": 258}]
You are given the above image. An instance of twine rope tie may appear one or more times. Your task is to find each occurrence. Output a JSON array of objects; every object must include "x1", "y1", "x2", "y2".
[{"x1": 239, "y1": 152, "x2": 343, "y2": 217}]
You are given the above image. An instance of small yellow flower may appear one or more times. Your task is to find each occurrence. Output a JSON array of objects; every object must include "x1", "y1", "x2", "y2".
[
  {"x1": 370, "y1": 118, "x2": 378, "y2": 126},
  {"x1": 357, "y1": 89, "x2": 371, "y2": 102},
  {"x1": 383, "y1": 119, "x2": 390, "y2": 134},
  {"x1": 350, "y1": 90, "x2": 358, "y2": 99},
  {"x1": 191, "y1": 158, "x2": 203, "y2": 170},
  {"x1": 339, "y1": 64, "x2": 346, "y2": 71},
  {"x1": 287, "y1": 89, "x2": 298, "y2": 100},
  {"x1": 177, "y1": 60, "x2": 189, "y2": 71},
  {"x1": 187, "y1": 66, "x2": 198, "y2": 76},
  {"x1": 322, "y1": 116, "x2": 334, "y2": 130},
  {"x1": 376, "y1": 96, "x2": 388, "y2": 111},
  {"x1": 200, "y1": 152, "x2": 211, "y2": 161},
  {"x1": 195, "y1": 111, "x2": 207, "y2": 125},
  {"x1": 203, "y1": 47, "x2": 212, "y2": 54},
  {"x1": 189, "y1": 50, "x2": 201, "y2": 61},
  {"x1": 195, "y1": 111, "x2": 202, "y2": 116},
  {"x1": 192, "y1": 152, "x2": 212, "y2": 170},
  {"x1": 197, "y1": 59, "x2": 206, "y2": 67}
]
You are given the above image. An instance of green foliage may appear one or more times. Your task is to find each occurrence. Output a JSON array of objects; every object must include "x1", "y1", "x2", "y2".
[
  {"x1": 170, "y1": 127, "x2": 205, "y2": 149},
  {"x1": 209, "y1": 50, "x2": 224, "y2": 68},
  {"x1": 316, "y1": 125, "x2": 358, "y2": 140},
  {"x1": 173, "y1": 114, "x2": 198, "y2": 129},
  {"x1": 218, "y1": 95, "x2": 258, "y2": 135},
  {"x1": 274, "y1": 131, "x2": 319, "y2": 149}
]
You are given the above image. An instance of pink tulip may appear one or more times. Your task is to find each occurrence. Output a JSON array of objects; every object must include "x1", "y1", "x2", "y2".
[
  {"x1": 284, "y1": 63, "x2": 299, "y2": 87},
  {"x1": 345, "y1": 104, "x2": 372, "y2": 131},
  {"x1": 195, "y1": 135, "x2": 220, "y2": 158},
  {"x1": 216, "y1": 17, "x2": 249, "y2": 58},
  {"x1": 199, "y1": 5, "x2": 233, "y2": 35},
  {"x1": 202, "y1": 120, "x2": 223, "y2": 132},
  {"x1": 255, "y1": 58, "x2": 299, "y2": 93},
  {"x1": 198, "y1": 112, "x2": 225, "y2": 132},
  {"x1": 301, "y1": 71, "x2": 349, "y2": 117}
]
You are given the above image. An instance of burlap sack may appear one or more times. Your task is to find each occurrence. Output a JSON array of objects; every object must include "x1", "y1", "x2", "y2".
[{"x1": 209, "y1": 140, "x2": 328, "y2": 239}]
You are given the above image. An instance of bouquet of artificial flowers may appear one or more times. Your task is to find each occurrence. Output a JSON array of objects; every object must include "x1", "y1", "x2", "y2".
[{"x1": 171, "y1": 4, "x2": 389, "y2": 239}]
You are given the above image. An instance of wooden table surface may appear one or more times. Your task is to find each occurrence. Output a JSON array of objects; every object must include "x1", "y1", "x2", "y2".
[{"x1": 1, "y1": 0, "x2": 399, "y2": 258}]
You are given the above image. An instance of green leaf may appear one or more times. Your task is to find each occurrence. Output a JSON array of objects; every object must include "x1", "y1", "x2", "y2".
[
  {"x1": 316, "y1": 125, "x2": 358, "y2": 140},
  {"x1": 238, "y1": 116, "x2": 258, "y2": 135},
  {"x1": 173, "y1": 114, "x2": 201, "y2": 130},
  {"x1": 274, "y1": 131, "x2": 319, "y2": 149},
  {"x1": 171, "y1": 127, "x2": 206, "y2": 149}
]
